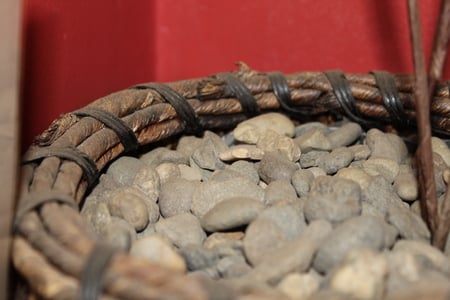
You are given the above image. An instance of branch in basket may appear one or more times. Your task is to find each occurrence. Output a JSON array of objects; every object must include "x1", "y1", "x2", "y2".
[
  {"x1": 429, "y1": 0, "x2": 450, "y2": 94},
  {"x1": 408, "y1": 0, "x2": 439, "y2": 238},
  {"x1": 429, "y1": 0, "x2": 450, "y2": 249}
]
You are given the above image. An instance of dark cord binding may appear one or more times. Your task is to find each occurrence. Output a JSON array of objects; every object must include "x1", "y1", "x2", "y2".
[
  {"x1": 73, "y1": 108, "x2": 139, "y2": 153},
  {"x1": 23, "y1": 146, "x2": 99, "y2": 188},
  {"x1": 325, "y1": 70, "x2": 376, "y2": 126},
  {"x1": 371, "y1": 71, "x2": 409, "y2": 127},
  {"x1": 217, "y1": 73, "x2": 260, "y2": 116},
  {"x1": 80, "y1": 243, "x2": 119, "y2": 300},
  {"x1": 131, "y1": 83, "x2": 202, "y2": 135}
]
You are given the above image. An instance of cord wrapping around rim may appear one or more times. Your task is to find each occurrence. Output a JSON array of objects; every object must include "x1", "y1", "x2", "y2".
[
  {"x1": 267, "y1": 72, "x2": 312, "y2": 118},
  {"x1": 80, "y1": 243, "x2": 120, "y2": 300},
  {"x1": 325, "y1": 70, "x2": 378, "y2": 126},
  {"x1": 216, "y1": 73, "x2": 261, "y2": 116},
  {"x1": 371, "y1": 71, "x2": 410, "y2": 128},
  {"x1": 73, "y1": 108, "x2": 139, "y2": 153},
  {"x1": 131, "y1": 82, "x2": 203, "y2": 135},
  {"x1": 23, "y1": 146, "x2": 99, "y2": 188},
  {"x1": 13, "y1": 191, "x2": 78, "y2": 232}
]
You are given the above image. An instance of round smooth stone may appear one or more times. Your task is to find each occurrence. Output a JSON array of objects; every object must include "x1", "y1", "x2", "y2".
[
  {"x1": 130, "y1": 234, "x2": 187, "y2": 273},
  {"x1": 155, "y1": 213, "x2": 206, "y2": 248},
  {"x1": 201, "y1": 197, "x2": 265, "y2": 232},
  {"x1": 233, "y1": 112, "x2": 296, "y2": 144}
]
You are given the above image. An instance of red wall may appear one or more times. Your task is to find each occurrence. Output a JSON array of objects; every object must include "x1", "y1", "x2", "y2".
[{"x1": 21, "y1": 0, "x2": 449, "y2": 148}]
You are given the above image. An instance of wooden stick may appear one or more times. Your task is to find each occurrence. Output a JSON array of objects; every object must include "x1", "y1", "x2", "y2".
[
  {"x1": 429, "y1": 0, "x2": 450, "y2": 249},
  {"x1": 407, "y1": 0, "x2": 439, "y2": 237}
]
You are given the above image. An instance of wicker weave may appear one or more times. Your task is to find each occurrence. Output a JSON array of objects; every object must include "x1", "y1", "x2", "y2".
[{"x1": 12, "y1": 65, "x2": 450, "y2": 299}]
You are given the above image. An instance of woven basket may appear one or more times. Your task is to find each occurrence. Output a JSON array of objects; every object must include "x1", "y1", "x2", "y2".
[{"x1": 12, "y1": 64, "x2": 450, "y2": 299}]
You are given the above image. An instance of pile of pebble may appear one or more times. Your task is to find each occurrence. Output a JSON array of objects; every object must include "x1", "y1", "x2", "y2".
[{"x1": 82, "y1": 113, "x2": 450, "y2": 300}]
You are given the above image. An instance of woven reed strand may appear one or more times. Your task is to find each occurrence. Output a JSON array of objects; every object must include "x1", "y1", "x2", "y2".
[{"x1": 13, "y1": 66, "x2": 450, "y2": 299}]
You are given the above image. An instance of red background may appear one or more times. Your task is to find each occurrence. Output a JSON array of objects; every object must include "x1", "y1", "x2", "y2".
[{"x1": 20, "y1": 0, "x2": 450, "y2": 149}]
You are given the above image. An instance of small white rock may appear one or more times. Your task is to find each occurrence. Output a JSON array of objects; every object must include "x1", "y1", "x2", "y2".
[
  {"x1": 277, "y1": 272, "x2": 320, "y2": 300},
  {"x1": 130, "y1": 234, "x2": 187, "y2": 273},
  {"x1": 233, "y1": 113, "x2": 295, "y2": 144},
  {"x1": 328, "y1": 248, "x2": 388, "y2": 300},
  {"x1": 363, "y1": 158, "x2": 400, "y2": 183},
  {"x1": 432, "y1": 137, "x2": 450, "y2": 167}
]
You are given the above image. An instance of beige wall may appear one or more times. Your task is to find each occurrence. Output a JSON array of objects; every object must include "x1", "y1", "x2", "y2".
[{"x1": 0, "y1": 0, "x2": 20, "y2": 297}]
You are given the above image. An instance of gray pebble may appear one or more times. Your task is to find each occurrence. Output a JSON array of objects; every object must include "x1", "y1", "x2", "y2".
[
  {"x1": 203, "y1": 232, "x2": 245, "y2": 256},
  {"x1": 433, "y1": 153, "x2": 448, "y2": 195},
  {"x1": 335, "y1": 167, "x2": 373, "y2": 191},
  {"x1": 244, "y1": 221, "x2": 331, "y2": 285},
  {"x1": 140, "y1": 147, "x2": 188, "y2": 167},
  {"x1": 201, "y1": 197, "x2": 265, "y2": 232},
  {"x1": 393, "y1": 165, "x2": 418, "y2": 201},
  {"x1": 146, "y1": 201, "x2": 160, "y2": 224},
  {"x1": 243, "y1": 217, "x2": 287, "y2": 266},
  {"x1": 159, "y1": 178, "x2": 198, "y2": 218},
  {"x1": 209, "y1": 169, "x2": 246, "y2": 182},
  {"x1": 176, "y1": 135, "x2": 203, "y2": 158},
  {"x1": 385, "y1": 270, "x2": 450, "y2": 300},
  {"x1": 299, "y1": 150, "x2": 328, "y2": 168},
  {"x1": 178, "y1": 245, "x2": 220, "y2": 271},
  {"x1": 155, "y1": 162, "x2": 181, "y2": 185},
  {"x1": 432, "y1": 136, "x2": 450, "y2": 166},
  {"x1": 136, "y1": 223, "x2": 156, "y2": 239},
  {"x1": 327, "y1": 248, "x2": 387, "y2": 300},
  {"x1": 233, "y1": 112, "x2": 296, "y2": 144},
  {"x1": 300, "y1": 219, "x2": 334, "y2": 244},
  {"x1": 192, "y1": 131, "x2": 229, "y2": 170},
  {"x1": 178, "y1": 164, "x2": 202, "y2": 181},
  {"x1": 393, "y1": 239, "x2": 450, "y2": 276},
  {"x1": 216, "y1": 252, "x2": 246, "y2": 267},
  {"x1": 189, "y1": 156, "x2": 213, "y2": 181},
  {"x1": 387, "y1": 201, "x2": 430, "y2": 242},
  {"x1": 228, "y1": 160, "x2": 260, "y2": 184},
  {"x1": 291, "y1": 169, "x2": 315, "y2": 197},
  {"x1": 155, "y1": 213, "x2": 206, "y2": 247},
  {"x1": 365, "y1": 128, "x2": 408, "y2": 163},
  {"x1": 313, "y1": 216, "x2": 386, "y2": 274},
  {"x1": 327, "y1": 122, "x2": 362, "y2": 149},
  {"x1": 348, "y1": 144, "x2": 371, "y2": 161},
  {"x1": 360, "y1": 201, "x2": 385, "y2": 219},
  {"x1": 81, "y1": 200, "x2": 111, "y2": 235},
  {"x1": 383, "y1": 220, "x2": 399, "y2": 248},
  {"x1": 219, "y1": 261, "x2": 252, "y2": 279},
  {"x1": 107, "y1": 156, "x2": 142, "y2": 185},
  {"x1": 385, "y1": 250, "x2": 428, "y2": 293},
  {"x1": 107, "y1": 187, "x2": 149, "y2": 231},
  {"x1": 410, "y1": 200, "x2": 421, "y2": 216},
  {"x1": 264, "y1": 180, "x2": 298, "y2": 205},
  {"x1": 258, "y1": 203, "x2": 307, "y2": 240},
  {"x1": 304, "y1": 176, "x2": 361, "y2": 224},
  {"x1": 304, "y1": 289, "x2": 353, "y2": 300},
  {"x1": 294, "y1": 128, "x2": 332, "y2": 152},
  {"x1": 361, "y1": 175, "x2": 398, "y2": 217},
  {"x1": 191, "y1": 177, "x2": 264, "y2": 218},
  {"x1": 130, "y1": 234, "x2": 186, "y2": 272},
  {"x1": 132, "y1": 165, "x2": 160, "y2": 203},
  {"x1": 219, "y1": 145, "x2": 265, "y2": 162},
  {"x1": 363, "y1": 158, "x2": 400, "y2": 183},
  {"x1": 258, "y1": 152, "x2": 299, "y2": 183},
  {"x1": 318, "y1": 147, "x2": 354, "y2": 174},
  {"x1": 256, "y1": 129, "x2": 301, "y2": 162},
  {"x1": 295, "y1": 122, "x2": 330, "y2": 137},
  {"x1": 308, "y1": 167, "x2": 327, "y2": 178},
  {"x1": 277, "y1": 272, "x2": 321, "y2": 300}
]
